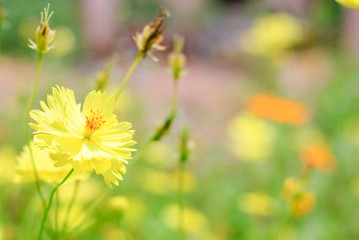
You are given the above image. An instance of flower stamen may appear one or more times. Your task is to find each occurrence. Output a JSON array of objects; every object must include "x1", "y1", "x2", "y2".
[{"x1": 84, "y1": 109, "x2": 106, "y2": 138}]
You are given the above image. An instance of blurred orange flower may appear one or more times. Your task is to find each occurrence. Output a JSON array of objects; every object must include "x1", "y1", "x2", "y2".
[
  {"x1": 290, "y1": 192, "x2": 315, "y2": 217},
  {"x1": 247, "y1": 93, "x2": 310, "y2": 125},
  {"x1": 301, "y1": 145, "x2": 335, "y2": 172}
]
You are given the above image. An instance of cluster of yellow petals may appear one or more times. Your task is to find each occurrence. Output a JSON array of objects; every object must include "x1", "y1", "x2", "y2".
[
  {"x1": 30, "y1": 86, "x2": 136, "y2": 187},
  {"x1": 248, "y1": 93, "x2": 310, "y2": 126}
]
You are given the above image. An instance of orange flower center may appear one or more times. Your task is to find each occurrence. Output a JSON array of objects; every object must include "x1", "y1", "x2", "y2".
[{"x1": 84, "y1": 109, "x2": 106, "y2": 138}]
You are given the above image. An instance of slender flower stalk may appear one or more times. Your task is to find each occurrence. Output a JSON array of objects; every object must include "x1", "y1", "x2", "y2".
[
  {"x1": 115, "y1": 51, "x2": 143, "y2": 100},
  {"x1": 38, "y1": 169, "x2": 74, "y2": 240},
  {"x1": 116, "y1": 8, "x2": 169, "y2": 100},
  {"x1": 177, "y1": 161, "x2": 185, "y2": 240},
  {"x1": 130, "y1": 35, "x2": 185, "y2": 168},
  {"x1": 26, "y1": 54, "x2": 46, "y2": 209},
  {"x1": 177, "y1": 128, "x2": 190, "y2": 239},
  {"x1": 26, "y1": 3, "x2": 56, "y2": 210}
]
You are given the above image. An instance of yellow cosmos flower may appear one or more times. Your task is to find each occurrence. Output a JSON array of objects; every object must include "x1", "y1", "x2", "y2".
[
  {"x1": 30, "y1": 86, "x2": 136, "y2": 187},
  {"x1": 237, "y1": 192, "x2": 276, "y2": 217},
  {"x1": 227, "y1": 112, "x2": 276, "y2": 162},
  {"x1": 0, "y1": 145, "x2": 16, "y2": 183},
  {"x1": 16, "y1": 142, "x2": 76, "y2": 183},
  {"x1": 335, "y1": 0, "x2": 359, "y2": 8},
  {"x1": 241, "y1": 13, "x2": 303, "y2": 58},
  {"x1": 162, "y1": 204, "x2": 207, "y2": 233}
]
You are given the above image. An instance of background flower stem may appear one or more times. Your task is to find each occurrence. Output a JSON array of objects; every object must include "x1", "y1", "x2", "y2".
[
  {"x1": 116, "y1": 51, "x2": 143, "y2": 100},
  {"x1": 177, "y1": 161, "x2": 185, "y2": 240},
  {"x1": 26, "y1": 53, "x2": 46, "y2": 209}
]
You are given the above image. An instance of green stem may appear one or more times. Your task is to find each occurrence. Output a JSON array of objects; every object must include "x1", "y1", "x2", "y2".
[
  {"x1": 171, "y1": 79, "x2": 179, "y2": 115},
  {"x1": 61, "y1": 180, "x2": 80, "y2": 233},
  {"x1": 177, "y1": 162, "x2": 185, "y2": 240},
  {"x1": 54, "y1": 191, "x2": 59, "y2": 234},
  {"x1": 115, "y1": 51, "x2": 143, "y2": 100},
  {"x1": 37, "y1": 169, "x2": 74, "y2": 240},
  {"x1": 130, "y1": 76, "x2": 179, "y2": 168},
  {"x1": 26, "y1": 53, "x2": 46, "y2": 209}
]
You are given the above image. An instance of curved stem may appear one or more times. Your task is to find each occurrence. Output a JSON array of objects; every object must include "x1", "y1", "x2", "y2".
[
  {"x1": 37, "y1": 169, "x2": 74, "y2": 240},
  {"x1": 177, "y1": 162, "x2": 185, "y2": 240},
  {"x1": 26, "y1": 53, "x2": 46, "y2": 209},
  {"x1": 116, "y1": 51, "x2": 143, "y2": 101}
]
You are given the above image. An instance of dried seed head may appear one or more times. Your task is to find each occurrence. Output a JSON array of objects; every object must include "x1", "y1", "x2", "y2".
[{"x1": 133, "y1": 7, "x2": 170, "y2": 61}]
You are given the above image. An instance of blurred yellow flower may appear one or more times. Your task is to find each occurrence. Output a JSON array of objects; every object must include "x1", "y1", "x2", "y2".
[
  {"x1": 237, "y1": 192, "x2": 275, "y2": 217},
  {"x1": 143, "y1": 141, "x2": 174, "y2": 167},
  {"x1": 109, "y1": 195, "x2": 129, "y2": 213},
  {"x1": 281, "y1": 177, "x2": 315, "y2": 217},
  {"x1": 281, "y1": 177, "x2": 303, "y2": 199},
  {"x1": 16, "y1": 142, "x2": 75, "y2": 183},
  {"x1": 227, "y1": 112, "x2": 276, "y2": 162},
  {"x1": 30, "y1": 86, "x2": 136, "y2": 187},
  {"x1": 140, "y1": 169, "x2": 172, "y2": 195},
  {"x1": 125, "y1": 197, "x2": 147, "y2": 223},
  {"x1": 162, "y1": 204, "x2": 207, "y2": 233},
  {"x1": 300, "y1": 144, "x2": 335, "y2": 172},
  {"x1": 101, "y1": 226, "x2": 126, "y2": 240},
  {"x1": 335, "y1": 0, "x2": 359, "y2": 8},
  {"x1": 241, "y1": 13, "x2": 303, "y2": 58},
  {"x1": 248, "y1": 93, "x2": 310, "y2": 126},
  {"x1": 0, "y1": 145, "x2": 16, "y2": 183},
  {"x1": 172, "y1": 170, "x2": 196, "y2": 193},
  {"x1": 290, "y1": 191, "x2": 315, "y2": 217}
]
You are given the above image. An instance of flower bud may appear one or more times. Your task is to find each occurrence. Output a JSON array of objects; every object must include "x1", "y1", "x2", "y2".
[
  {"x1": 168, "y1": 35, "x2": 186, "y2": 80},
  {"x1": 152, "y1": 111, "x2": 176, "y2": 141},
  {"x1": 28, "y1": 4, "x2": 56, "y2": 55},
  {"x1": 179, "y1": 127, "x2": 190, "y2": 163},
  {"x1": 133, "y1": 7, "x2": 169, "y2": 61}
]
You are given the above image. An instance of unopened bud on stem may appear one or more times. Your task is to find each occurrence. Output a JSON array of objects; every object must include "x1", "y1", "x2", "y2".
[
  {"x1": 28, "y1": 4, "x2": 55, "y2": 55},
  {"x1": 169, "y1": 35, "x2": 186, "y2": 80}
]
